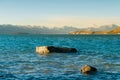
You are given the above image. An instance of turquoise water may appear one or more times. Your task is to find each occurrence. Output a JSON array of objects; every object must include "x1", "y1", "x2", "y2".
[{"x1": 0, "y1": 34, "x2": 120, "y2": 80}]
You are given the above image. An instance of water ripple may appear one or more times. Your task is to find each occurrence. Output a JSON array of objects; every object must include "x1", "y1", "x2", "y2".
[{"x1": 0, "y1": 34, "x2": 120, "y2": 79}]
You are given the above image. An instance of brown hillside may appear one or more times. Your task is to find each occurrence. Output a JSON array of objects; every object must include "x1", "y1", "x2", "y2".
[
  {"x1": 108, "y1": 27, "x2": 120, "y2": 34},
  {"x1": 69, "y1": 30, "x2": 93, "y2": 34},
  {"x1": 69, "y1": 27, "x2": 120, "y2": 35},
  {"x1": 93, "y1": 31, "x2": 109, "y2": 34}
]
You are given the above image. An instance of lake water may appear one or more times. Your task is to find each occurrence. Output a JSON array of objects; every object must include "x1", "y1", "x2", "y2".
[{"x1": 0, "y1": 34, "x2": 120, "y2": 80}]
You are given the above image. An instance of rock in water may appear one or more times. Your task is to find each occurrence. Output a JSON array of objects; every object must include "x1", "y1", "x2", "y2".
[
  {"x1": 81, "y1": 65, "x2": 97, "y2": 75},
  {"x1": 36, "y1": 46, "x2": 77, "y2": 55}
]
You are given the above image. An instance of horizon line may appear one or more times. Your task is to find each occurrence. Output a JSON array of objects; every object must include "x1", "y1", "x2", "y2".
[{"x1": 0, "y1": 23, "x2": 119, "y2": 28}]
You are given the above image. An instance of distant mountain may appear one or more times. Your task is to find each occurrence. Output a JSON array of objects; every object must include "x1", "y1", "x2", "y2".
[
  {"x1": 81, "y1": 24, "x2": 119, "y2": 31},
  {"x1": 108, "y1": 27, "x2": 120, "y2": 34},
  {"x1": 0, "y1": 24, "x2": 119, "y2": 34},
  {"x1": 69, "y1": 27, "x2": 120, "y2": 35},
  {"x1": 0, "y1": 24, "x2": 79, "y2": 34}
]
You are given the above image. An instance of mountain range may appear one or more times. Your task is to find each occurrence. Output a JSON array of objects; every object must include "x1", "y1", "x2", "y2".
[
  {"x1": 0, "y1": 24, "x2": 119, "y2": 34},
  {"x1": 69, "y1": 25, "x2": 120, "y2": 35}
]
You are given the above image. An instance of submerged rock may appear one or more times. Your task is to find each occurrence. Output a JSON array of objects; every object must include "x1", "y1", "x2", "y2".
[
  {"x1": 36, "y1": 46, "x2": 77, "y2": 55},
  {"x1": 81, "y1": 65, "x2": 97, "y2": 75}
]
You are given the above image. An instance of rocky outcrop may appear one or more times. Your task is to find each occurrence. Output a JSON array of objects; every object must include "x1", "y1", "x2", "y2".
[
  {"x1": 93, "y1": 31, "x2": 108, "y2": 34},
  {"x1": 36, "y1": 46, "x2": 77, "y2": 55},
  {"x1": 69, "y1": 30, "x2": 93, "y2": 34},
  {"x1": 81, "y1": 65, "x2": 97, "y2": 75}
]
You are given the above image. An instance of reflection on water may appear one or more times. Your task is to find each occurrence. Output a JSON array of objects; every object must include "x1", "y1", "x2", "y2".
[{"x1": 0, "y1": 34, "x2": 120, "y2": 80}]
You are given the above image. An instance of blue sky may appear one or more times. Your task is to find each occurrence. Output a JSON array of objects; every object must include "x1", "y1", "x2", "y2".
[{"x1": 0, "y1": 0, "x2": 120, "y2": 28}]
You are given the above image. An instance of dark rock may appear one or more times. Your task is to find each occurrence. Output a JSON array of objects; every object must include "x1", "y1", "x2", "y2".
[
  {"x1": 81, "y1": 65, "x2": 97, "y2": 75},
  {"x1": 0, "y1": 75, "x2": 3, "y2": 77},
  {"x1": 36, "y1": 46, "x2": 77, "y2": 55}
]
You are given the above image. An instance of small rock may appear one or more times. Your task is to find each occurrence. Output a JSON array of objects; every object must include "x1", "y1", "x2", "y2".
[{"x1": 81, "y1": 65, "x2": 97, "y2": 74}]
